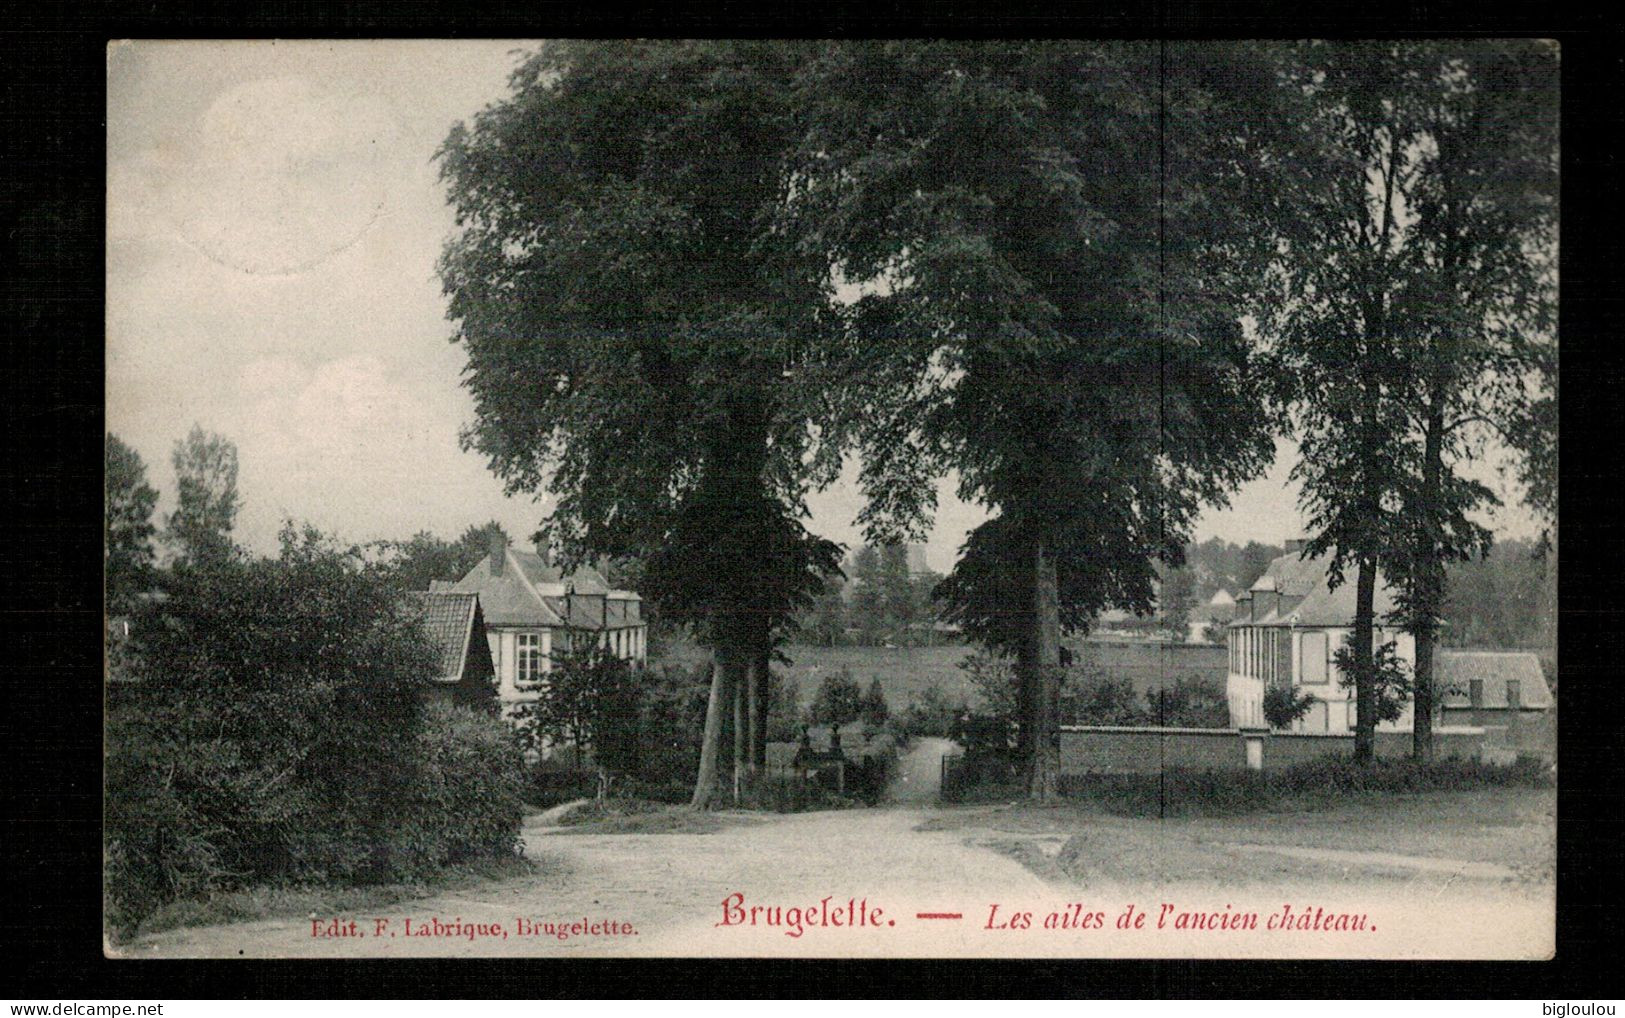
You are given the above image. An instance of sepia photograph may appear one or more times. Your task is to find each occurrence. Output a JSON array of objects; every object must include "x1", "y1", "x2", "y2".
[{"x1": 103, "y1": 38, "x2": 1560, "y2": 961}]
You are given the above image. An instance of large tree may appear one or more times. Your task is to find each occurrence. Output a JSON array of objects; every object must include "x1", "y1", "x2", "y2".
[
  {"x1": 1263, "y1": 42, "x2": 1557, "y2": 760},
  {"x1": 792, "y1": 42, "x2": 1283, "y2": 797},
  {"x1": 165, "y1": 424, "x2": 240, "y2": 567},
  {"x1": 437, "y1": 42, "x2": 841, "y2": 807},
  {"x1": 1387, "y1": 41, "x2": 1557, "y2": 757},
  {"x1": 1260, "y1": 43, "x2": 1433, "y2": 763},
  {"x1": 105, "y1": 433, "x2": 158, "y2": 614}
]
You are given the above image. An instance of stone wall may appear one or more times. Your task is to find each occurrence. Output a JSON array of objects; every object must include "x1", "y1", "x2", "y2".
[{"x1": 1058, "y1": 724, "x2": 1489, "y2": 774}]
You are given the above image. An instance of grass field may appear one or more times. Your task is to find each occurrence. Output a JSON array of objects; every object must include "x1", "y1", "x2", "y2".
[
  {"x1": 651, "y1": 639, "x2": 983, "y2": 708},
  {"x1": 652, "y1": 637, "x2": 1231, "y2": 713}
]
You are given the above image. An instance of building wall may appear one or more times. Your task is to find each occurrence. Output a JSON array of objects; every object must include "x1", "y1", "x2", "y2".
[
  {"x1": 1444, "y1": 708, "x2": 1556, "y2": 761},
  {"x1": 1226, "y1": 624, "x2": 1416, "y2": 733},
  {"x1": 1059, "y1": 726, "x2": 1244, "y2": 774},
  {"x1": 485, "y1": 624, "x2": 648, "y2": 712},
  {"x1": 1058, "y1": 724, "x2": 1487, "y2": 774}
]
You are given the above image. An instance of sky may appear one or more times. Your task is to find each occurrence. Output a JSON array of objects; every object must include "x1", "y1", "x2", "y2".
[{"x1": 106, "y1": 40, "x2": 1544, "y2": 575}]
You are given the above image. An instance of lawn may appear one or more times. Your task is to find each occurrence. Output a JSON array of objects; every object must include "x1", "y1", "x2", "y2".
[
  {"x1": 652, "y1": 637, "x2": 1231, "y2": 714},
  {"x1": 923, "y1": 785, "x2": 1556, "y2": 890},
  {"x1": 652, "y1": 639, "x2": 984, "y2": 708}
]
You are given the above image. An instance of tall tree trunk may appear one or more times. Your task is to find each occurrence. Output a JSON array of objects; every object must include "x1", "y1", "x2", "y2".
[
  {"x1": 752, "y1": 640, "x2": 770, "y2": 769},
  {"x1": 1353, "y1": 556, "x2": 1378, "y2": 763},
  {"x1": 1014, "y1": 628, "x2": 1037, "y2": 762},
  {"x1": 744, "y1": 648, "x2": 762, "y2": 778},
  {"x1": 1411, "y1": 401, "x2": 1446, "y2": 761},
  {"x1": 690, "y1": 652, "x2": 731, "y2": 809},
  {"x1": 1029, "y1": 541, "x2": 1063, "y2": 801},
  {"x1": 732, "y1": 655, "x2": 746, "y2": 804}
]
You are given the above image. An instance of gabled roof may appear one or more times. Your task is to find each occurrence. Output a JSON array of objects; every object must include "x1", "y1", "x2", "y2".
[
  {"x1": 445, "y1": 548, "x2": 567, "y2": 627},
  {"x1": 509, "y1": 548, "x2": 610, "y2": 595},
  {"x1": 1208, "y1": 589, "x2": 1235, "y2": 607},
  {"x1": 1438, "y1": 651, "x2": 1553, "y2": 709},
  {"x1": 446, "y1": 546, "x2": 640, "y2": 629},
  {"x1": 1232, "y1": 551, "x2": 1399, "y2": 628},
  {"x1": 1249, "y1": 551, "x2": 1331, "y2": 597},
  {"x1": 405, "y1": 591, "x2": 480, "y2": 683}
]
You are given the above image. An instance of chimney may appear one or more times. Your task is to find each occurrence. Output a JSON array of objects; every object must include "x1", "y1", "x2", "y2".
[
  {"x1": 489, "y1": 532, "x2": 506, "y2": 575},
  {"x1": 1284, "y1": 538, "x2": 1306, "y2": 555}
]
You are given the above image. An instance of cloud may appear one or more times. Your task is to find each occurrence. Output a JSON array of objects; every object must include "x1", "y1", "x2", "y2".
[{"x1": 112, "y1": 75, "x2": 408, "y2": 277}]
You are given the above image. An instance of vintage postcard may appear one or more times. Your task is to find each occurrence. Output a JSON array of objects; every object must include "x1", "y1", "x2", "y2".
[{"x1": 105, "y1": 39, "x2": 1558, "y2": 960}]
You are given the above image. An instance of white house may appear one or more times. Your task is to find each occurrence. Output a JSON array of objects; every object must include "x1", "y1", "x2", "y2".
[
  {"x1": 1225, "y1": 541, "x2": 1415, "y2": 734},
  {"x1": 436, "y1": 535, "x2": 647, "y2": 719}
]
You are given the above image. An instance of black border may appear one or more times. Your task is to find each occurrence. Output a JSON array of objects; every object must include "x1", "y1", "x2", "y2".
[{"x1": 4, "y1": 2, "x2": 1622, "y2": 1000}]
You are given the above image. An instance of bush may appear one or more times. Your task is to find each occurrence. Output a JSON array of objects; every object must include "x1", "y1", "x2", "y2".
[
  {"x1": 1262, "y1": 685, "x2": 1317, "y2": 729},
  {"x1": 736, "y1": 773, "x2": 856, "y2": 813},
  {"x1": 397, "y1": 704, "x2": 527, "y2": 867},
  {"x1": 522, "y1": 766, "x2": 602, "y2": 809},
  {"x1": 104, "y1": 529, "x2": 526, "y2": 940},
  {"x1": 1145, "y1": 676, "x2": 1230, "y2": 728},
  {"x1": 899, "y1": 682, "x2": 967, "y2": 738},
  {"x1": 1066, "y1": 674, "x2": 1146, "y2": 725},
  {"x1": 941, "y1": 754, "x2": 1024, "y2": 804},
  {"x1": 809, "y1": 668, "x2": 864, "y2": 727},
  {"x1": 844, "y1": 730, "x2": 902, "y2": 805}
]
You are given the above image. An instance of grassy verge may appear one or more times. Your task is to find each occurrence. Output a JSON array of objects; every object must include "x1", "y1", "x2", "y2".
[
  {"x1": 123, "y1": 854, "x2": 539, "y2": 942},
  {"x1": 544, "y1": 797, "x2": 756, "y2": 834},
  {"x1": 1057, "y1": 755, "x2": 1554, "y2": 818}
]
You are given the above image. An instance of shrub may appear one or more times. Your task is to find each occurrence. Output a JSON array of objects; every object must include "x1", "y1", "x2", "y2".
[
  {"x1": 941, "y1": 754, "x2": 1024, "y2": 804},
  {"x1": 859, "y1": 678, "x2": 891, "y2": 727},
  {"x1": 736, "y1": 773, "x2": 856, "y2": 813},
  {"x1": 953, "y1": 711, "x2": 1016, "y2": 758},
  {"x1": 522, "y1": 765, "x2": 602, "y2": 809},
  {"x1": 396, "y1": 703, "x2": 526, "y2": 867},
  {"x1": 1067, "y1": 674, "x2": 1146, "y2": 726},
  {"x1": 809, "y1": 668, "x2": 864, "y2": 727},
  {"x1": 1145, "y1": 676, "x2": 1230, "y2": 728},
  {"x1": 630, "y1": 662, "x2": 710, "y2": 787},
  {"x1": 1262, "y1": 685, "x2": 1317, "y2": 729},
  {"x1": 844, "y1": 730, "x2": 902, "y2": 805},
  {"x1": 900, "y1": 682, "x2": 967, "y2": 738},
  {"x1": 104, "y1": 527, "x2": 524, "y2": 939}
]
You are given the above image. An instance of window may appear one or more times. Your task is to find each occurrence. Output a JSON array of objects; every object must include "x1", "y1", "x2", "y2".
[
  {"x1": 1469, "y1": 679, "x2": 1484, "y2": 708},
  {"x1": 1346, "y1": 700, "x2": 1356, "y2": 729},
  {"x1": 1505, "y1": 680, "x2": 1521, "y2": 709},
  {"x1": 1301, "y1": 632, "x2": 1328, "y2": 684},
  {"x1": 516, "y1": 632, "x2": 546, "y2": 689}
]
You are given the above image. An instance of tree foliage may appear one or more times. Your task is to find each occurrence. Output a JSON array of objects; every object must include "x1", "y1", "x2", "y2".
[
  {"x1": 437, "y1": 41, "x2": 849, "y2": 804},
  {"x1": 511, "y1": 638, "x2": 642, "y2": 773},
  {"x1": 791, "y1": 41, "x2": 1285, "y2": 797},
  {"x1": 808, "y1": 668, "x2": 864, "y2": 728},
  {"x1": 106, "y1": 523, "x2": 527, "y2": 935},
  {"x1": 1335, "y1": 638, "x2": 1415, "y2": 725},
  {"x1": 374, "y1": 521, "x2": 509, "y2": 593},
  {"x1": 859, "y1": 678, "x2": 891, "y2": 728},
  {"x1": 166, "y1": 424, "x2": 240, "y2": 566},
  {"x1": 105, "y1": 433, "x2": 159, "y2": 614},
  {"x1": 1260, "y1": 42, "x2": 1557, "y2": 759}
]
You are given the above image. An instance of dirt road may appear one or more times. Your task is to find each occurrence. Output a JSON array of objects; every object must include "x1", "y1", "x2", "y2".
[
  {"x1": 888, "y1": 737, "x2": 958, "y2": 803},
  {"x1": 118, "y1": 794, "x2": 1553, "y2": 960}
]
